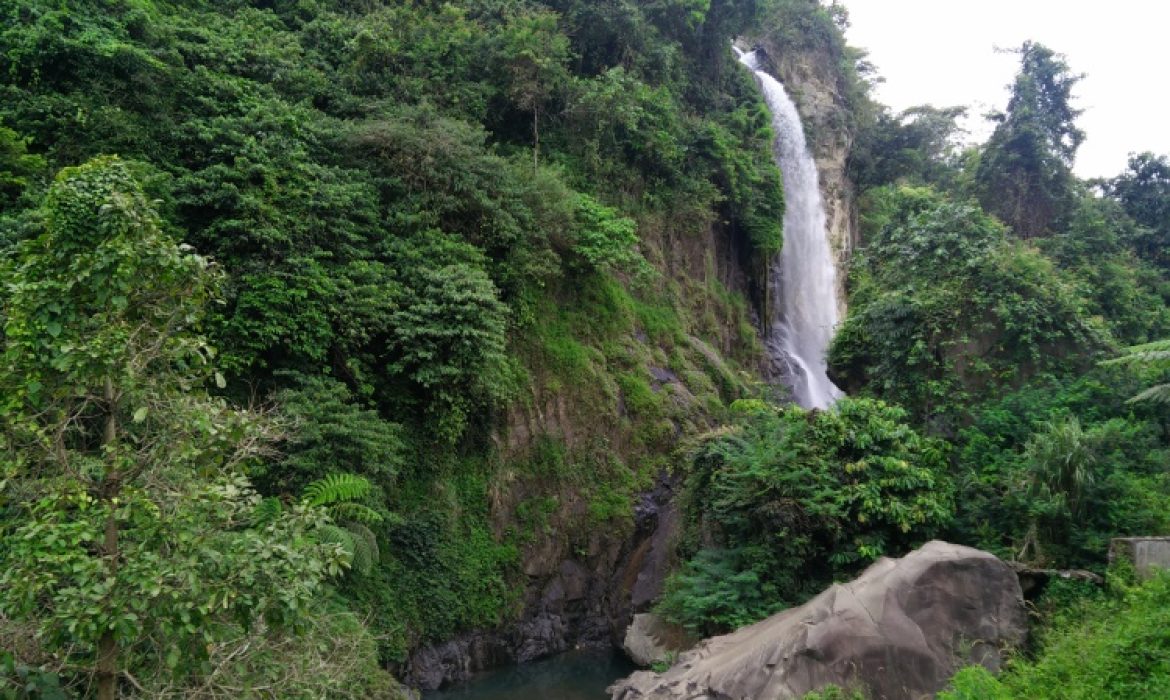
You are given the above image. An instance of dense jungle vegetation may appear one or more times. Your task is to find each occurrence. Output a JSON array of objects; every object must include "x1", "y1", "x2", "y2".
[{"x1": 1, "y1": 0, "x2": 1168, "y2": 697}]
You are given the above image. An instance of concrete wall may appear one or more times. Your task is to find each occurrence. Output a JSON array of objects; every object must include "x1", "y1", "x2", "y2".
[{"x1": 1109, "y1": 537, "x2": 1170, "y2": 579}]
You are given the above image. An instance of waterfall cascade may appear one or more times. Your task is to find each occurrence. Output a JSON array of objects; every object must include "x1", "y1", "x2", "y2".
[{"x1": 735, "y1": 47, "x2": 843, "y2": 409}]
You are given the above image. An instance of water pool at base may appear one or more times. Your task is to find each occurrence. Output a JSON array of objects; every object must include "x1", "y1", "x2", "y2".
[{"x1": 423, "y1": 648, "x2": 637, "y2": 700}]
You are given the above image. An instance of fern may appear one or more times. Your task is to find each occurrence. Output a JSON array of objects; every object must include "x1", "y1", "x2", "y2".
[
  {"x1": 330, "y1": 501, "x2": 383, "y2": 524},
  {"x1": 300, "y1": 474, "x2": 385, "y2": 576},
  {"x1": 302, "y1": 473, "x2": 373, "y2": 509},
  {"x1": 251, "y1": 496, "x2": 284, "y2": 526},
  {"x1": 345, "y1": 523, "x2": 380, "y2": 575}
]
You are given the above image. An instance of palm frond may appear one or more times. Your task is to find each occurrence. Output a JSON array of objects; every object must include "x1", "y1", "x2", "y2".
[{"x1": 1129, "y1": 383, "x2": 1170, "y2": 404}]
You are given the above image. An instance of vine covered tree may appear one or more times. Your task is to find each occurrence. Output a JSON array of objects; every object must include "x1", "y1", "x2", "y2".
[{"x1": 976, "y1": 41, "x2": 1085, "y2": 238}]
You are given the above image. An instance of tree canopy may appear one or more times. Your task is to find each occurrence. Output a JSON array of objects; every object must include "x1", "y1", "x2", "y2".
[{"x1": 976, "y1": 42, "x2": 1085, "y2": 238}]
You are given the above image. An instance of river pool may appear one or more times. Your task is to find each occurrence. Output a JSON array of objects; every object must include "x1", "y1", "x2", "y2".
[{"x1": 423, "y1": 648, "x2": 637, "y2": 700}]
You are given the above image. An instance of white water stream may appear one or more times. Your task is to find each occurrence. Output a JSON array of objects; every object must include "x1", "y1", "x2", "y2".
[{"x1": 736, "y1": 47, "x2": 843, "y2": 409}]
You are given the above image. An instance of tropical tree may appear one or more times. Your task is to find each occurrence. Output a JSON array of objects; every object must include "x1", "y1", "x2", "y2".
[
  {"x1": 497, "y1": 9, "x2": 570, "y2": 172},
  {"x1": 976, "y1": 42, "x2": 1084, "y2": 238},
  {"x1": 1105, "y1": 152, "x2": 1170, "y2": 269},
  {"x1": 0, "y1": 157, "x2": 347, "y2": 698},
  {"x1": 850, "y1": 104, "x2": 968, "y2": 189}
]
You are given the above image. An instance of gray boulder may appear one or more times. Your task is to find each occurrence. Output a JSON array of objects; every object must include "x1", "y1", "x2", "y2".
[
  {"x1": 622, "y1": 613, "x2": 697, "y2": 667},
  {"x1": 609, "y1": 541, "x2": 1027, "y2": 700}
]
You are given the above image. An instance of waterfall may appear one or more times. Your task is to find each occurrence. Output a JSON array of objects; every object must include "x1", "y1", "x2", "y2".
[{"x1": 736, "y1": 47, "x2": 843, "y2": 409}]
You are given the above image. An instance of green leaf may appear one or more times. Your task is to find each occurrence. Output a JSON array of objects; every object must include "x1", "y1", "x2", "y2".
[{"x1": 133, "y1": 407, "x2": 149, "y2": 423}]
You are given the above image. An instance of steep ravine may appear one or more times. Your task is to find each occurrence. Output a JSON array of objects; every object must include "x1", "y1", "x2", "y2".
[
  {"x1": 403, "y1": 46, "x2": 858, "y2": 693},
  {"x1": 403, "y1": 216, "x2": 753, "y2": 689}
]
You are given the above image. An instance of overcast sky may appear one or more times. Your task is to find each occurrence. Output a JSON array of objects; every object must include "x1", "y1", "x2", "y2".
[{"x1": 835, "y1": 0, "x2": 1170, "y2": 179}]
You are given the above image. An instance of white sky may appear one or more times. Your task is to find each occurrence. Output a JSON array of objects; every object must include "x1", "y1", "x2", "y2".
[{"x1": 835, "y1": 0, "x2": 1170, "y2": 178}]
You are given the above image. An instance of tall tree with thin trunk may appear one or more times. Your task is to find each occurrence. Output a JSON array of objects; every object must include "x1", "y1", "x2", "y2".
[{"x1": 501, "y1": 10, "x2": 569, "y2": 174}]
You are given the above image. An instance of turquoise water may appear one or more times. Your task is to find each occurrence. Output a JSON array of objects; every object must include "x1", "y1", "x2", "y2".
[{"x1": 423, "y1": 649, "x2": 636, "y2": 700}]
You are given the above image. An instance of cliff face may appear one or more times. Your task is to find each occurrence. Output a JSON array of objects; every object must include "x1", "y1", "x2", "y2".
[
  {"x1": 760, "y1": 40, "x2": 859, "y2": 318},
  {"x1": 406, "y1": 215, "x2": 762, "y2": 689}
]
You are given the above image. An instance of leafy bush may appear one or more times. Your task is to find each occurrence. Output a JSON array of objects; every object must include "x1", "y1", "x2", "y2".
[
  {"x1": 940, "y1": 573, "x2": 1170, "y2": 700},
  {"x1": 830, "y1": 186, "x2": 1105, "y2": 430},
  {"x1": 659, "y1": 397, "x2": 953, "y2": 634},
  {"x1": 950, "y1": 371, "x2": 1170, "y2": 569}
]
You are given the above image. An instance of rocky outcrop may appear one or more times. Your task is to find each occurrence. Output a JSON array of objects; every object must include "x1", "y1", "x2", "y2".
[
  {"x1": 1010, "y1": 562, "x2": 1104, "y2": 598},
  {"x1": 609, "y1": 541, "x2": 1028, "y2": 700},
  {"x1": 404, "y1": 473, "x2": 683, "y2": 690},
  {"x1": 622, "y1": 614, "x2": 697, "y2": 667}
]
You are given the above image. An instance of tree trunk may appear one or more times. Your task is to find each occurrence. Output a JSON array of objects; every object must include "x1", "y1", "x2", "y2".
[
  {"x1": 533, "y1": 108, "x2": 540, "y2": 176},
  {"x1": 97, "y1": 378, "x2": 120, "y2": 700}
]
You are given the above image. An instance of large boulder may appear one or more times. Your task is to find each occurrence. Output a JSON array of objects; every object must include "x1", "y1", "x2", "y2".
[
  {"x1": 622, "y1": 613, "x2": 697, "y2": 667},
  {"x1": 609, "y1": 541, "x2": 1027, "y2": 700}
]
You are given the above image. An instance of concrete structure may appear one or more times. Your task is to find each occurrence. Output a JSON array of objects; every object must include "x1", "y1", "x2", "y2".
[{"x1": 1110, "y1": 537, "x2": 1170, "y2": 580}]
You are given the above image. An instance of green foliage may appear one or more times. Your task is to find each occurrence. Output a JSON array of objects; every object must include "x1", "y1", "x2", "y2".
[
  {"x1": 830, "y1": 186, "x2": 1105, "y2": 430},
  {"x1": 940, "y1": 573, "x2": 1170, "y2": 700},
  {"x1": 696, "y1": 98, "x2": 786, "y2": 257},
  {"x1": 384, "y1": 231, "x2": 512, "y2": 442},
  {"x1": 660, "y1": 397, "x2": 952, "y2": 633},
  {"x1": 850, "y1": 104, "x2": 967, "y2": 190},
  {"x1": 976, "y1": 42, "x2": 1084, "y2": 238},
  {"x1": 0, "y1": 124, "x2": 44, "y2": 207},
  {"x1": 1106, "y1": 152, "x2": 1170, "y2": 270},
  {"x1": 0, "y1": 651, "x2": 65, "y2": 700},
  {"x1": 1037, "y1": 196, "x2": 1170, "y2": 345},
  {"x1": 950, "y1": 372, "x2": 1170, "y2": 568},
  {"x1": 0, "y1": 158, "x2": 348, "y2": 695},
  {"x1": 269, "y1": 374, "x2": 405, "y2": 492},
  {"x1": 1103, "y1": 338, "x2": 1170, "y2": 404},
  {"x1": 570, "y1": 192, "x2": 647, "y2": 274}
]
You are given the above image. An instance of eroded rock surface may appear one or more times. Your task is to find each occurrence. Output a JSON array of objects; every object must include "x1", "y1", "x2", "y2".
[
  {"x1": 622, "y1": 613, "x2": 697, "y2": 667},
  {"x1": 609, "y1": 541, "x2": 1027, "y2": 700}
]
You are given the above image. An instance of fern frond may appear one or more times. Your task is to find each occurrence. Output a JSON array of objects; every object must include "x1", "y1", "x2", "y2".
[
  {"x1": 330, "y1": 501, "x2": 384, "y2": 524},
  {"x1": 317, "y1": 523, "x2": 356, "y2": 558},
  {"x1": 251, "y1": 496, "x2": 284, "y2": 526},
  {"x1": 345, "y1": 523, "x2": 380, "y2": 575},
  {"x1": 302, "y1": 473, "x2": 373, "y2": 508}
]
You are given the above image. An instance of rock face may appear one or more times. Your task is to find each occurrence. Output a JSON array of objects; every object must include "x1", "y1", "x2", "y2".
[
  {"x1": 403, "y1": 473, "x2": 683, "y2": 690},
  {"x1": 609, "y1": 541, "x2": 1027, "y2": 700},
  {"x1": 763, "y1": 41, "x2": 858, "y2": 320},
  {"x1": 622, "y1": 613, "x2": 697, "y2": 667}
]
